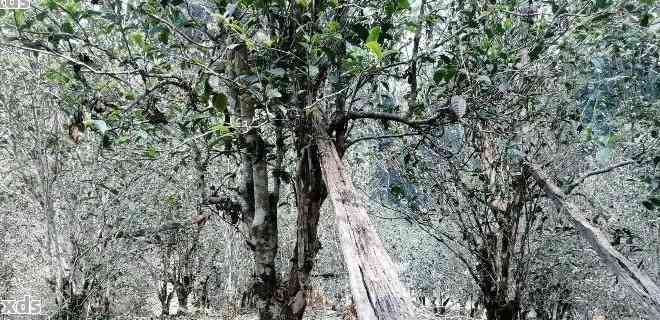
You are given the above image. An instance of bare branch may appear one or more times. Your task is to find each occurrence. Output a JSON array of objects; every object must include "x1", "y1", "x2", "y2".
[
  {"x1": 145, "y1": 13, "x2": 215, "y2": 49},
  {"x1": 346, "y1": 108, "x2": 454, "y2": 128},
  {"x1": 0, "y1": 41, "x2": 138, "y2": 75},
  {"x1": 566, "y1": 160, "x2": 635, "y2": 194},
  {"x1": 345, "y1": 132, "x2": 422, "y2": 148}
]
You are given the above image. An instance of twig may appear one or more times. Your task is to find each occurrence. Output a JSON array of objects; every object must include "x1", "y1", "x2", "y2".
[
  {"x1": 0, "y1": 42, "x2": 139, "y2": 75},
  {"x1": 565, "y1": 160, "x2": 635, "y2": 194},
  {"x1": 146, "y1": 13, "x2": 215, "y2": 49},
  {"x1": 346, "y1": 132, "x2": 422, "y2": 148}
]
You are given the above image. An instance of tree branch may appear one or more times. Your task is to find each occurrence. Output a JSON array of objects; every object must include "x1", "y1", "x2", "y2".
[
  {"x1": 526, "y1": 161, "x2": 660, "y2": 316},
  {"x1": 345, "y1": 108, "x2": 453, "y2": 128},
  {"x1": 345, "y1": 132, "x2": 423, "y2": 149},
  {"x1": 566, "y1": 160, "x2": 635, "y2": 194}
]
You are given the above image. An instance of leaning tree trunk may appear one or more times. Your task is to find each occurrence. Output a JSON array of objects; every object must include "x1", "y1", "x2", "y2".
[
  {"x1": 527, "y1": 162, "x2": 660, "y2": 316},
  {"x1": 312, "y1": 114, "x2": 416, "y2": 320}
]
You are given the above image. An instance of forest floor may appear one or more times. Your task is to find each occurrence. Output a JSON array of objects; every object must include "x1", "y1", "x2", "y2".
[
  {"x1": 233, "y1": 307, "x2": 480, "y2": 320},
  {"x1": 235, "y1": 309, "x2": 341, "y2": 320}
]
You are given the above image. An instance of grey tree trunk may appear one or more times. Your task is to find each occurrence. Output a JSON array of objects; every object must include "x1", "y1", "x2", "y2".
[
  {"x1": 249, "y1": 132, "x2": 280, "y2": 320},
  {"x1": 232, "y1": 44, "x2": 279, "y2": 319}
]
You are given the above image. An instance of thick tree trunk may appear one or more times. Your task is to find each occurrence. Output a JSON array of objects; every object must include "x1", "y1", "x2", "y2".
[
  {"x1": 527, "y1": 163, "x2": 660, "y2": 316},
  {"x1": 282, "y1": 146, "x2": 327, "y2": 320},
  {"x1": 313, "y1": 115, "x2": 416, "y2": 320}
]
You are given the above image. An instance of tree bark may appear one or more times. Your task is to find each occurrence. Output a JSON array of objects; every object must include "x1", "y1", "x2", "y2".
[
  {"x1": 248, "y1": 131, "x2": 279, "y2": 319},
  {"x1": 282, "y1": 145, "x2": 327, "y2": 320},
  {"x1": 175, "y1": 281, "x2": 191, "y2": 314},
  {"x1": 312, "y1": 114, "x2": 416, "y2": 320},
  {"x1": 527, "y1": 162, "x2": 660, "y2": 316},
  {"x1": 232, "y1": 44, "x2": 280, "y2": 320}
]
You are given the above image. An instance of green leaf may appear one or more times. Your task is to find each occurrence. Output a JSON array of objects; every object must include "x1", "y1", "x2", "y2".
[
  {"x1": 116, "y1": 136, "x2": 130, "y2": 144},
  {"x1": 44, "y1": 0, "x2": 58, "y2": 9},
  {"x1": 366, "y1": 26, "x2": 381, "y2": 43},
  {"x1": 64, "y1": 0, "x2": 82, "y2": 14},
  {"x1": 640, "y1": 12, "x2": 653, "y2": 27},
  {"x1": 61, "y1": 21, "x2": 74, "y2": 34},
  {"x1": 385, "y1": 0, "x2": 409, "y2": 14},
  {"x1": 129, "y1": 31, "x2": 146, "y2": 48},
  {"x1": 592, "y1": 0, "x2": 612, "y2": 10},
  {"x1": 502, "y1": 18, "x2": 513, "y2": 30},
  {"x1": 642, "y1": 200, "x2": 655, "y2": 210},
  {"x1": 159, "y1": 29, "x2": 170, "y2": 44},
  {"x1": 212, "y1": 93, "x2": 228, "y2": 113},
  {"x1": 366, "y1": 41, "x2": 383, "y2": 60},
  {"x1": 211, "y1": 123, "x2": 231, "y2": 135},
  {"x1": 584, "y1": 127, "x2": 593, "y2": 141},
  {"x1": 390, "y1": 184, "x2": 405, "y2": 197},
  {"x1": 433, "y1": 64, "x2": 457, "y2": 83},
  {"x1": 145, "y1": 145, "x2": 159, "y2": 159},
  {"x1": 165, "y1": 195, "x2": 178, "y2": 206},
  {"x1": 36, "y1": 12, "x2": 48, "y2": 21},
  {"x1": 45, "y1": 68, "x2": 71, "y2": 85},
  {"x1": 327, "y1": 20, "x2": 340, "y2": 33},
  {"x1": 606, "y1": 133, "x2": 618, "y2": 146},
  {"x1": 14, "y1": 10, "x2": 26, "y2": 26}
]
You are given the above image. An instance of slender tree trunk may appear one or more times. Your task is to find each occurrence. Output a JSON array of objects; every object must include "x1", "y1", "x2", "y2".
[
  {"x1": 248, "y1": 131, "x2": 279, "y2": 320},
  {"x1": 282, "y1": 145, "x2": 327, "y2": 320},
  {"x1": 312, "y1": 114, "x2": 416, "y2": 320},
  {"x1": 175, "y1": 281, "x2": 191, "y2": 314},
  {"x1": 527, "y1": 162, "x2": 660, "y2": 316},
  {"x1": 195, "y1": 275, "x2": 210, "y2": 309},
  {"x1": 158, "y1": 281, "x2": 173, "y2": 316},
  {"x1": 102, "y1": 287, "x2": 111, "y2": 319},
  {"x1": 232, "y1": 44, "x2": 280, "y2": 319}
]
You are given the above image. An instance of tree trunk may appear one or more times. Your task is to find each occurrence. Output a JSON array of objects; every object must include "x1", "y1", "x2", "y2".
[
  {"x1": 231, "y1": 44, "x2": 280, "y2": 319},
  {"x1": 282, "y1": 145, "x2": 327, "y2": 320},
  {"x1": 158, "y1": 281, "x2": 173, "y2": 316},
  {"x1": 527, "y1": 162, "x2": 660, "y2": 316},
  {"x1": 249, "y1": 132, "x2": 280, "y2": 320},
  {"x1": 175, "y1": 281, "x2": 191, "y2": 314},
  {"x1": 313, "y1": 114, "x2": 416, "y2": 320},
  {"x1": 195, "y1": 275, "x2": 210, "y2": 309}
]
